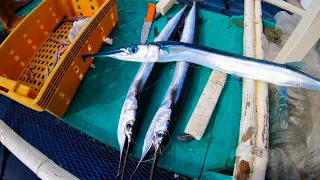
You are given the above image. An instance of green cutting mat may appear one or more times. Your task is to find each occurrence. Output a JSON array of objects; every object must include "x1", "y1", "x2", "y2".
[{"x1": 63, "y1": 1, "x2": 244, "y2": 179}]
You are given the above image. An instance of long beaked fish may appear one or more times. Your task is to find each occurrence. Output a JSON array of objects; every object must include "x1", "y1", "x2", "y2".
[
  {"x1": 115, "y1": 6, "x2": 187, "y2": 180},
  {"x1": 83, "y1": 43, "x2": 320, "y2": 92},
  {"x1": 129, "y1": 3, "x2": 196, "y2": 180}
]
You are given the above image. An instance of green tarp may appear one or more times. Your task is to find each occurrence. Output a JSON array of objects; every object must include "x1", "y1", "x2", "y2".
[{"x1": 64, "y1": 1, "x2": 244, "y2": 179}]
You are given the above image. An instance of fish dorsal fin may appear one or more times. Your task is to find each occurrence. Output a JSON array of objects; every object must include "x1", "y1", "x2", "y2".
[{"x1": 285, "y1": 62, "x2": 320, "y2": 80}]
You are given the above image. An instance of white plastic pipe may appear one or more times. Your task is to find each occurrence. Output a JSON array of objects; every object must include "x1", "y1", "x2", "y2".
[
  {"x1": 252, "y1": 0, "x2": 269, "y2": 179},
  {"x1": 0, "y1": 120, "x2": 79, "y2": 180},
  {"x1": 233, "y1": 0, "x2": 257, "y2": 179},
  {"x1": 263, "y1": 0, "x2": 305, "y2": 16},
  {"x1": 274, "y1": 0, "x2": 320, "y2": 64}
]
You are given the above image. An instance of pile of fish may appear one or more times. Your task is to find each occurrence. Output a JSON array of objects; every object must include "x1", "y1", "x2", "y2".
[
  {"x1": 27, "y1": 16, "x2": 90, "y2": 83},
  {"x1": 82, "y1": 2, "x2": 320, "y2": 180},
  {"x1": 27, "y1": 37, "x2": 70, "y2": 83},
  {"x1": 43, "y1": 38, "x2": 70, "y2": 82},
  {"x1": 113, "y1": 3, "x2": 195, "y2": 180}
]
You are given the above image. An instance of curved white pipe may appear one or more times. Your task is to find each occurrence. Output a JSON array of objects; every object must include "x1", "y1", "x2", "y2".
[
  {"x1": 263, "y1": 0, "x2": 305, "y2": 16},
  {"x1": 0, "y1": 120, "x2": 79, "y2": 180}
]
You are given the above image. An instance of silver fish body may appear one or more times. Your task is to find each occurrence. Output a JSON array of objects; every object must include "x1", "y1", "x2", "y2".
[
  {"x1": 129, "y1": 3, "x2": 197, "y2": 180},
  {"x1": 115, "y1": 6, "x2": 187, "y2": 179},
  {"x1": 86, "y1": 41, "x2": 320, "y2": 91},
  {"x1": 154, "y1": 43, "x2": 320, "y2": 91},
  {"x1": 140, "y1": 1, "x2": 196, "y2": 163}
]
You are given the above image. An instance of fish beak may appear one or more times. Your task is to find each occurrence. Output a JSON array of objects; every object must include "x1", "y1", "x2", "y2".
[
  {"x1": 82, "y1": 49, "x2": 126, "y2": 62},
  {"x1": 82, "y1": 44, "x2": 162, "y2": 63},
  {"x1": 129, "y1": 143, "x2": 155, "y2": 180},
  {"x1": 117, "y1": 136, "x2": 131, "y2": 180},
  {"x1": 117, "y1": 120, "x2": 134, "y2": 179},
  {"x1": 117, "y1": 97, "x2": 137, "y2": 179}
]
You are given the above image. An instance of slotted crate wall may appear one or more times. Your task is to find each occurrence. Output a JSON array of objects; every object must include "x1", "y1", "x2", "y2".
[
  {"x1": 18, "y1": 22, "x2": 73, "y2": 93},
  {"x1": 0, "y1": 0, "x2": 118, "y2": 117}
]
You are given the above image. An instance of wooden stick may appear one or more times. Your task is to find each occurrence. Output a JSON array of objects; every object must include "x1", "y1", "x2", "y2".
[
  {"x1": 263, "y1": 0, "x2": 305, "y2": 16},
  {"x1": 274, "y1": 0, "x2": 320, "y2": 64},
  {"x1": 233, "y1": 0, "x2": 257, "y2": 179},
  {"x1": 0, "y1": 121, "x2": 79, "y2": 180},
  {"x1": 252, "y1": 0, "x2": 269, "y2": 179}
]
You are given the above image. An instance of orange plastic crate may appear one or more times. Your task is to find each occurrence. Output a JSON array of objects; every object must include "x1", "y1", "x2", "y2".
[{"x1": 0, "y1": 0, "x2": 118, "y2": 117}]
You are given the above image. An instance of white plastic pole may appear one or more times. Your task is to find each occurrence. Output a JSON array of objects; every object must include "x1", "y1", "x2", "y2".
[
  {"x1": 274, "y1": 0, "x2": 320, "y2": 64},
  {"x1": 263, "y1": 0, "x2": 305, "y2": 16},
  {"x1": 233, "y1": 0, "x2": 257, "y2": 179},
  {"x1": 252, "y1": 0, "x2": 269, "y2": 179},
  {"x1": 0, "y1": 120, "x2": 79, "y2": 180}
]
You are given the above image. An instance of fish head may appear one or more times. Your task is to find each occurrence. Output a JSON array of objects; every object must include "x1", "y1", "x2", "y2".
[
  {"x1": 152, "y1": 108, "x2": 172, "y2": 151},
  {"x1": 140, "y1": 107, "x2": 171, "y2": 160},
  {"x1": 105, "y1": 44, "x2": 161, "y2": 62},
  {"x1": 82, "y1": 41, "x2": 180, "y2": 63},
  {"x1": 117, "y1": 97, "x2": 137, "y2": 154}
]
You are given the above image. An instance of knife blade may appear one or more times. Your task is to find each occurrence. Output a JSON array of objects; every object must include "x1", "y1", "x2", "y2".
[{"x1": 141, "y1": 3, "x2": 156, "y2": 43}]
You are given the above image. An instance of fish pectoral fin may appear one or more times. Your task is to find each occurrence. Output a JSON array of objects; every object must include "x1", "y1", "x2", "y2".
[
  {"x1": 285, "y1": 62, "x2": 320, "y2": 80},
  {"x1": 276, "y1": 85, "x2": 289, "y2": 100}
]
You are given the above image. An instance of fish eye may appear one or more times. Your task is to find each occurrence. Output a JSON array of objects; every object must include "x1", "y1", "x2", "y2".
[
  {"x1": 128, "y1": 45, "x2": 138, "y2": 54},
  {"x1": 126, "y1": 121, "x2": 134, "y2": 133},
  {"x1": 156, "y1": 131, "x2": 166, "y2": 142}
]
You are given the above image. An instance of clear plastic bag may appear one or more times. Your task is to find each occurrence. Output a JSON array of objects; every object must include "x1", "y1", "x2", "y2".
[
  {"x1": 264, "y1": 11, "x2": 320, "y2": 66},
  {"x1": 269, "y1": 86, "x2": 313, "y2": 136},
  {"x1": 265, "y1": 43, "x2": 281, "y2": 61},
  {"x1": 266, "y1": 148, "x2": 301, "y2": 180},
  {"x1": 287, "y1": 0, "x2": 304, "y2": 9},
  {"x1": 269, "y1": 85, "x2": 312, "y2": 159},
  {"x1": 274, "y1": 11, "x2": 301, "y2": 43},
  {"x1": 266, "y1": 12, "x2": 315, "y2": 158},
  {"x1": 266, "y1": 10, "x2": 320, "y2": 180},
  {"x1": 69, "y1": 18, "x2": 91, "y2": 42},
  {"x1": 297, "y1": 149, "x2": 320, "y2": 180}
]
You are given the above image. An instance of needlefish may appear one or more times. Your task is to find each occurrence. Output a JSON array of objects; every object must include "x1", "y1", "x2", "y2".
[
  {"x1": 112, "y1": 6, "x2": 187, "y2": 180},
  {"x1": 83, "y1": 42, "x2": 320, "y2": 94},
  {"x1": 130, "y1": 2, "x2": 196, "y2": 180}
]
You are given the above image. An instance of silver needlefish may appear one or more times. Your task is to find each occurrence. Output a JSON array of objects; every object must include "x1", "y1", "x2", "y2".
[
  {"x1": 130, "y1": 2, "x2": 196, "y2": 180},
  {"x1": 110, "y1": 6, "x2": 187, "y2": 180},
  {"x1": 83, "y1": 43, "x2": 320, "y2": 93}
]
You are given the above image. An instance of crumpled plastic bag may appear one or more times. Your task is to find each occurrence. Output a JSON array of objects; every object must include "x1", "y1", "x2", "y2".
[
  {"x1": 264, "y1": 11, "x2": 320, "y2": 70},
  {"x1": 69, "y1": 18, "x2": 90, "y2": 42},
  {"x1": 266, "y1": 148, "x2": 301, "y2": 180},
  {"x1": 265, "y1": 10, "x2": 320, "y2": 179},
  {"x1": 287, "y1": 0, "x2": 304, "y2": 9},
  {"x1": 274, "y1": 11, "x2": 301, "y2": 43},
  {"x1": 262, "y1": 33, "x2": 281, "y2": 61},
  {"x1": 297, "y1": 149, "x2": 320, "y2": 180}
]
